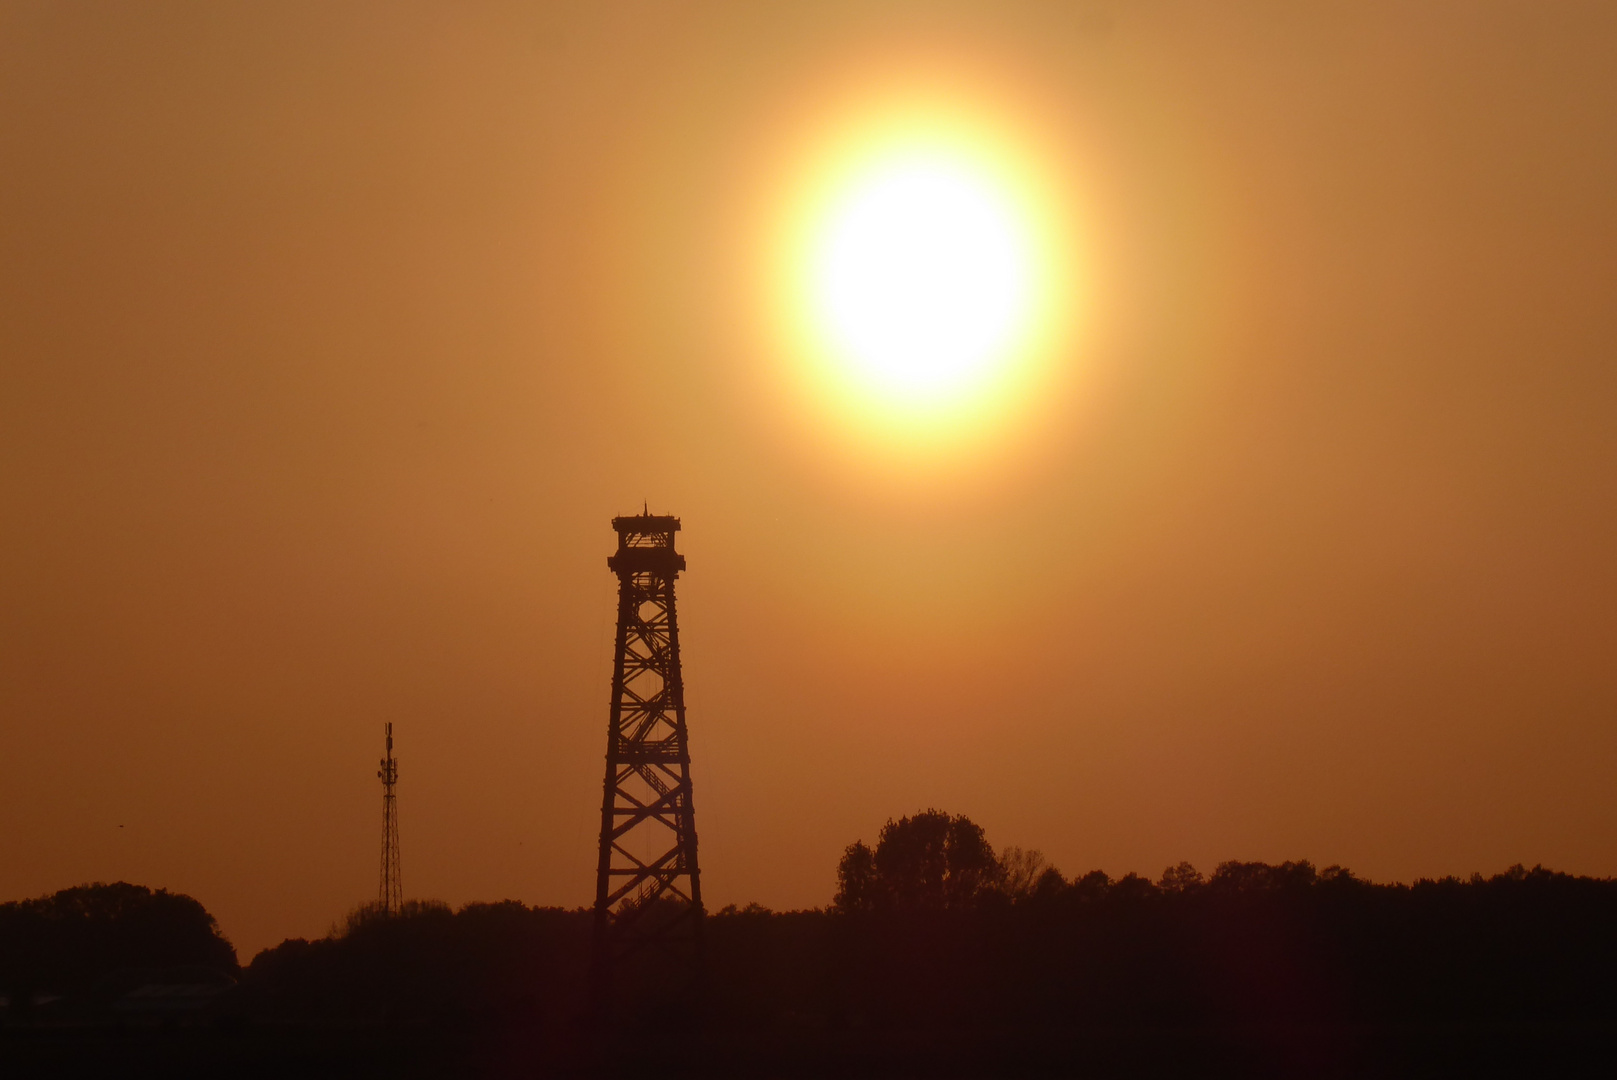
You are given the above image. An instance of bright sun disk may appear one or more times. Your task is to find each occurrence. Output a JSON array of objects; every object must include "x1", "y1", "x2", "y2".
[{"x1": 807, "y1": 150, "x2": 1037, "y2": 407}]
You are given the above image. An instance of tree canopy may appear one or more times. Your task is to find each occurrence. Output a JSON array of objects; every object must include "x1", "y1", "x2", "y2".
[
  {"x1": 0, "y1": 881, "x2": 237, "y2": 996},
  {"x1": 834, "y1": 809, "x2": 1007, "y2": 912}
]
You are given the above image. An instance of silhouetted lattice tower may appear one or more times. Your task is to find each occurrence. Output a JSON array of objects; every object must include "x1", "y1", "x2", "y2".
[
  {"x1": 592, "y1": 513, "x2": 703, "y2": 990},
  {"x1": 378, "y1": 722, "x2": 402, "y2": 914}
]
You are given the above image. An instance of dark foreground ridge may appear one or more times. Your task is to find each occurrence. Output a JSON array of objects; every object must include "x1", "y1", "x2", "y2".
[{"x1": 4, "y1": 817, "x2": 1616, "y2": 1078}]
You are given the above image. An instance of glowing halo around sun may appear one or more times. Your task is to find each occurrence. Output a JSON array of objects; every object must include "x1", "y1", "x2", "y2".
[{"x1": 759, "y1": 87, "x2": 1084, "y2": 466}]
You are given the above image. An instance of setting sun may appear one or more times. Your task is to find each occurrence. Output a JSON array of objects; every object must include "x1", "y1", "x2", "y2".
[
  {"x1": 761, "y1": 88, "x2": 1082, "y2": 463},
  {"x1": 807, "y1": 150, "x2": 1036, "y2": 406}
]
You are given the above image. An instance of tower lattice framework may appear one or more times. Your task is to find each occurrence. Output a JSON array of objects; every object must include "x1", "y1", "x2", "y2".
[
  {"x1": 378, "y1": 722, "x2": 402, "y2": 914},
  {"x1": 592, "y1": 513, "x2": 703, "y2": 987}
]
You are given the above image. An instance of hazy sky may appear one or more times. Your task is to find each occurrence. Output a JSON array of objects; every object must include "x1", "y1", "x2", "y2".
[{"x1": 4, "y1": 1, "x2": 1616, "y2": 958}]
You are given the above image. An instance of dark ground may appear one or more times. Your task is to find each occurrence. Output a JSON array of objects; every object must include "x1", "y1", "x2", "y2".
[
  {"x1": 3, "y1": 1018, "x2": 1615, "y2": 1079},
  {"x1": 6, "y1": 863, "x2": 1617, "y2": 1077}
]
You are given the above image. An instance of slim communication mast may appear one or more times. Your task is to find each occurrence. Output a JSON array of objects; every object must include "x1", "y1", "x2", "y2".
[
  {"x1": 378, "y1": 722, "x2": 402, "y2": 914},
  {"x1": 591, "y1": 512, "x2": 703, "y2": 998}
]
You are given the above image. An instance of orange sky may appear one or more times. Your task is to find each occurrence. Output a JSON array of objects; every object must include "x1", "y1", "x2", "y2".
[{"x1": 3, "y1": 1, "x2": 1616, "y2": 958}]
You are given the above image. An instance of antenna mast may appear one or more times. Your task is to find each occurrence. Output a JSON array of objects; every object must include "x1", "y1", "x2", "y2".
[{"x1": 378, "y1": 722, "x2": 402, "y2": 914}]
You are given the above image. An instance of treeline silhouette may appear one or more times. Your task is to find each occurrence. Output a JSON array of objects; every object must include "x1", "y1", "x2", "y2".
[
  {"x1": 806, "y1": 812, "x2": 1617, "y2": 1030},
  {"x1": 0, "y1": 882, "x2": 237, "y2": 1006},
  {"x1": 242, "y1": 900, "x2": 588, "y2": 1029},
  {"x1": 6, "y1": 812, "x2": 1616, "y2": 1076}
]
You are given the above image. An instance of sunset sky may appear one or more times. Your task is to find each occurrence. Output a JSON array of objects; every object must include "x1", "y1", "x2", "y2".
[{"x1": 3, "y1": 1, "x2": 1616, "y2": 958}]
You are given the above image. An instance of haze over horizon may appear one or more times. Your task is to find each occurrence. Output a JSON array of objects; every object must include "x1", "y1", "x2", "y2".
[{"x1": 3, "y1": 1, "x2": 1616, "y2": 959}]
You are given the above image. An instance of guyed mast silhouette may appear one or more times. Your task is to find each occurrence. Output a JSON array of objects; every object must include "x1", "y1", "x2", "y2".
[{"x1": 591, "y1": 511, "x2": 704, "y2": 1003}]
